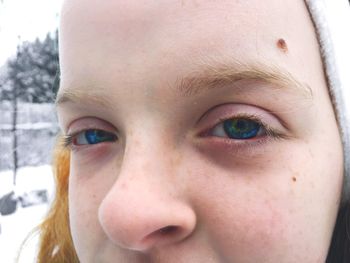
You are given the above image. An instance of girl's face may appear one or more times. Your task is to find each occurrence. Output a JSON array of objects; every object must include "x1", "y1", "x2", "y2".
[{"x1": 57, "y1": 0, "x2": 343, "y2": 262}]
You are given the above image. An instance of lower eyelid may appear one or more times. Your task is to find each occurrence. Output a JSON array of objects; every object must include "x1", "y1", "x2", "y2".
[
  {"x1": 193, "y1": 136, "x2": 270, "y2": 160},
  {"x1": 201, "y1": 132, "x2": 283, "y2": 155}
]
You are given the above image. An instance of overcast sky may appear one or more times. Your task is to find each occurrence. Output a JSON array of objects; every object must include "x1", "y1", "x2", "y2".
[{"x1": 0, "y1": 0, "x2": 62, "y2": 66}]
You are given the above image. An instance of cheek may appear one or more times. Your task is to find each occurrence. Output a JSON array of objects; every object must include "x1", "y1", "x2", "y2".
[
  {"x1": 185, "y1": 140, "x2": 342, "y2": 262},
  {"x1": 68, "y1": 177, "x2": 99, "y2": 259},
  {"x1": 68, "y1": 161, "x2": 115, "y2": 260},
  {"x1": 190, "y1": 176, "x2": 290, "y2": 261}
]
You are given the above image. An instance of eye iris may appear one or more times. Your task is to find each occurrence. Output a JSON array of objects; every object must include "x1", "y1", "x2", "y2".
[
  {"x1": 223, "y1": 119, "x2": 260, "y2": 139},
  {"x1": 85, "y1": 130, "x2": 115, "y2": 144}
]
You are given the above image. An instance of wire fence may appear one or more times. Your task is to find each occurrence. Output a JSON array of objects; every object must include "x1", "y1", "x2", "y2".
[{"x1": 0, "y1": 102, "x2": 59, "y2": 171}]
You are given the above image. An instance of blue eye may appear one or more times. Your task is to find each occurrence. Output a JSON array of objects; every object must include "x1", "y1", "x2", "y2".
[
  {"x1": 208, "y1": 118, "x2": 263, "y2": 140},
  {"x1": 74, "y1": 129, "x2": 117, "y2": 145},
  {"x1": 223, "y1": 119, "x2": 261, "y2": 139}
]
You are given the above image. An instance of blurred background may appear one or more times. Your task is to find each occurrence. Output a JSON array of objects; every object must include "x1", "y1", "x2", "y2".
[{"x1": 0, "y1": 0, "x2": 62, "y2": 262}]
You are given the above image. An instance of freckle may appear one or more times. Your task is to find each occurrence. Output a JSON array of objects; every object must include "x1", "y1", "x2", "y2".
[
  {"x1": 277, "y1": 38, "x2": 288, "y2": 53},
  {"x1": 292, "y1": 176, "x2": 297, "y2": 182}
]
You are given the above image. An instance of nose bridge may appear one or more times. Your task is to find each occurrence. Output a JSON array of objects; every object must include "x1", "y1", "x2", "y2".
[
  {"x1": 117, "y1": 134, "x2": 176, "y2": 207},
  {"x1": 121, "y1": 128, "x2": 177, "y2": 188},
  {"x1": 98, "y1": 132, "x2": 196, "y2": 252}
]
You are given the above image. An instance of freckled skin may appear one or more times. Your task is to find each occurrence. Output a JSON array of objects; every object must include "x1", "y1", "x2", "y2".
[{"x1": 57, "y1": 0, "x2": 344, "y2": 262}]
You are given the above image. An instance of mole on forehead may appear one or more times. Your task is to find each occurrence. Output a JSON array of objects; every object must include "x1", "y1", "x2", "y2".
[{"x1": 277, "y1": 38, "x2": 288, "y2": 53}]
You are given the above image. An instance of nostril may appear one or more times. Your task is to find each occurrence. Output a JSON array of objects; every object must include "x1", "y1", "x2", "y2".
[
  {"x1": 142, "y1": 225, "x2": 181, "y2": 247},
  {"x1": 158, "y1": 225, "x2": 178, "y2": 235}
]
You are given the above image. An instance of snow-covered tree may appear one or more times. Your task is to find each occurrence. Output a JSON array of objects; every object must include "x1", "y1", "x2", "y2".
[
  {"x1": 0, "y1": 31, "x2": 59, "y2": 184},
  {"x1": 0, "y1": 31, "x2": 60, "y2": 103}
]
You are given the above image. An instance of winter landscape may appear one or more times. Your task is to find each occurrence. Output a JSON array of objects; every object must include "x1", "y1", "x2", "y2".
[
  {"x1": 1, "y1": 1, "x2": 66, "y2": 262},
  {"x1": 0, "y1": 103, "x2": 58, "y2": 262}
]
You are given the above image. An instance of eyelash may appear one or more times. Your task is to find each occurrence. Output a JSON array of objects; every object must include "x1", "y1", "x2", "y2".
[
  {"x1": 62, "y1": 114, "x2": 285, "y2": 149},
  {"x1": 62, "y1": 134, "x2": 74, "y2": 149},
  {"x1": 62, "y1": 130, "x2": 118, "y2": 149}
]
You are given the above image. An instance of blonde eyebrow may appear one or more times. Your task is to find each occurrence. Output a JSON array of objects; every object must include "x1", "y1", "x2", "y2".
[
  {"x1": 55, "y1": 88, "x2": 112, "y2": 108},
  {"x1": 55, "y1": 61, "x2": 312, "y2": 107},
  {"x1": 176, "y1": 60, "x2": 312, "y2": 98}
]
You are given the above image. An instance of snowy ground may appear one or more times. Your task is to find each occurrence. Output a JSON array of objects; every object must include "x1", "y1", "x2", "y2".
[{"x1": 0, "y1": 166, "x2": 54, "y2": 263}]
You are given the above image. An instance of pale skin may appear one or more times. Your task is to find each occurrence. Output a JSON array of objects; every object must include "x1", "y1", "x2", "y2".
[{"x1": 56, "y1": 0, "x2": 344, "y2": 262}]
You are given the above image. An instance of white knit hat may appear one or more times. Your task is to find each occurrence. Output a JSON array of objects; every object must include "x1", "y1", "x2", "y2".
[{"x1": 304, "y1": 0, "x2": 350, "y2": 201}]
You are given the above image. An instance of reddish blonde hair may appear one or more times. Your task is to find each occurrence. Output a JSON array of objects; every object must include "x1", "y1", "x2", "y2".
[{"x1": 35, "y1": 137, "x2": 79, "y2": 262}]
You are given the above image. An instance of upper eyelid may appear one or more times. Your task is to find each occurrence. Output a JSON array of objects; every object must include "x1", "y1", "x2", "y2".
[
  {"x1": 213, "y1": 114, "x2": 265, "y2": 130},
  {"x1": 197, "y1": 103, "x2": 269, "y2": 125},
  {"x1": 66, "y1": 117, "x2": 118, "y2": 135},
  {"x1": 216, "y1": 114, "x2": 264, "y2": 124},
  {"x1": 68, "y1": 128, "x2": 118, "y2": 140}
]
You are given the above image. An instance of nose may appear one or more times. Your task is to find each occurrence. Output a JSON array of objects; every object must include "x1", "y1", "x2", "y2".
[{"x1": 97, "y1": 147, "x2": 196, "y2": 252}]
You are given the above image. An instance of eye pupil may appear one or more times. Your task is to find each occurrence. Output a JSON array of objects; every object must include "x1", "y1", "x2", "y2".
[
  {"x1": 223, "y1": 119, "x2": 260, "y2": 139},
  {"x1": 235, "y1": 119, "x2": 248, "y2": 130}
]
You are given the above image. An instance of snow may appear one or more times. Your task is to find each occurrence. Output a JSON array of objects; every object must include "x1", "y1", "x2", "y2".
[
  {"x1": 0, "y1": 166, "x2": 54, "y2": 263},
  {"x1": 1, "y1": 205, "x2": 48, "y2": 263}
]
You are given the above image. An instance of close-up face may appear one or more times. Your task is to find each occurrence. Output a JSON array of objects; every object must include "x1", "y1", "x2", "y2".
[{"x1": 56, "y1": 0, "x2": 344, "y2": 262}]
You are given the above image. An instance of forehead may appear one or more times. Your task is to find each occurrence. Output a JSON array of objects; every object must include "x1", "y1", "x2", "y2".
[{"x1": 59, "y1": 0, "x2": 318, "y2": 95}]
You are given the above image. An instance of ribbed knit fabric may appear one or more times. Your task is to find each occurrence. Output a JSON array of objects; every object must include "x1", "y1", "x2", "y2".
[{"x1": 304, "y1": 0, "x2": 350, "y2": 202}]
